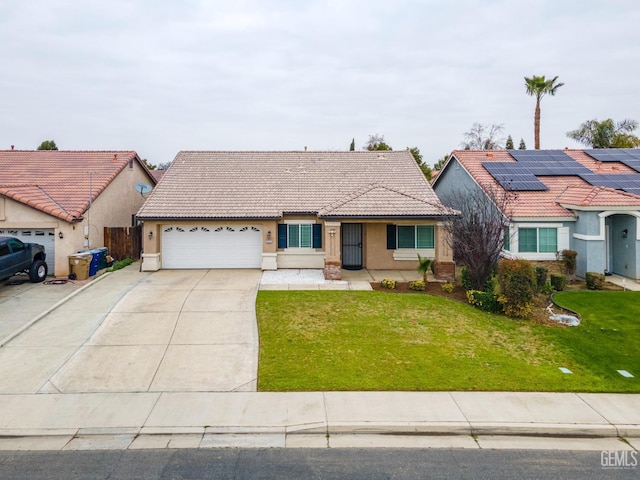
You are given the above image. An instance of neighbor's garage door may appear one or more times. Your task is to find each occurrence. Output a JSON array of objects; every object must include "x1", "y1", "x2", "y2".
[
  {"x1": 161, "y1": 225, "x2": 262, "y2": 269},
  {"x1": 0, "y1": 228, "x2": 55, "y2": 274}
]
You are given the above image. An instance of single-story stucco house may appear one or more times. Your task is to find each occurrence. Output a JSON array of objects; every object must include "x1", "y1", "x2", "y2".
[
  {"x1": 432, "y1": 148, "x2": 640, "y2": 280},
  {"x1": 137, "y1": 150, "x2": 455, "y2": 280},
  {"x1": 0, "y1": 149, "x2": 156, "y2": 277}
]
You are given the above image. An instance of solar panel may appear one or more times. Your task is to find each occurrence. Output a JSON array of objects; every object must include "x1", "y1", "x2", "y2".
[
  {"x1": 584, "y1": 149, "x2": 640, "y2": 173},
  {"x1": 484, "y1": 150, "x2": 640, "y2": 194}
]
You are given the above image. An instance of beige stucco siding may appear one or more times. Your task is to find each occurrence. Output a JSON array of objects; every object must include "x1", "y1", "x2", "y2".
[{"x1": 0, "y1": 161, "x2": 153, "y2": 277}]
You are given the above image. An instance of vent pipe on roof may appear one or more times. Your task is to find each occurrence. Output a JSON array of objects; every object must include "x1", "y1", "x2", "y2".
[
  {"x1": 377, "y1": 152, "x2": 385, "y2": 160},
  {"x1": 113, "y1": 154, "x2": 118, "y2": 161},
  {"x1": 304, "y1": 146, "x2": 307, "y2": 151},
  {"x1": 10, "y1": 145, "x2": 14, "y2": 150}
]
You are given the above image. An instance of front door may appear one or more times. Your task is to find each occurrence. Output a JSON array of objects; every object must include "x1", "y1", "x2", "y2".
[{"x1": 342, "y1": 223, "x2": 363, "y2": 270}]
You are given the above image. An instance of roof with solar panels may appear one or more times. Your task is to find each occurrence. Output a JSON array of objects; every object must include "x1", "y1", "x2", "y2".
[{"x1": 434, "y1": 149, "x2": 640, "y2": 219}]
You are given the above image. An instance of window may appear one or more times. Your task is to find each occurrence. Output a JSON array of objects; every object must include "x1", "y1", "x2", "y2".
[
  {"x1": 504, "y1": 226, "x2": 510, "y2": 251},
  {"x1": 538, "y1": 228, "x2": 558, "y2": 253},
  {"x1": 518, "y1": 227, "x2": 557, "y2": 253},
  {"x1": 278, "y1": 223, "x2": 322, "y2": 249},
  {"x1": 395, "y1": 225, "x2": 434, "y2": 249},
  {"x1": 287, "y1": 224, "x2": 312, "y2": 248}
]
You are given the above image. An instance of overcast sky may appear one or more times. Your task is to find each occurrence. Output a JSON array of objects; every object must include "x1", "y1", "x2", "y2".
[{"x1": 1, "y1": 1, "x2": 638, "y2": 166}]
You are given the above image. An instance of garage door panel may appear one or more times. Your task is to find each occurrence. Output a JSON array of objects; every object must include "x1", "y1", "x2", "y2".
[
  {"x1": 0, "y1": 228, "x2": 55, "y2": 274},
  {"x1": 162, "y1": 226, "x2": 262, "y2": 269}
]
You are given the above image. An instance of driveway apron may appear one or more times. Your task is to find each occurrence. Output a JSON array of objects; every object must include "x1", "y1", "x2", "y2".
[{"x1": 0, "y1": 269, "x2": 261, "y2": 394}]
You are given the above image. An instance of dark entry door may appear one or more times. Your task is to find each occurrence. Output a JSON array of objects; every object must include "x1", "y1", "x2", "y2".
[{"x1": 342, "y1": 223, "x2": 363, "y2": 270}]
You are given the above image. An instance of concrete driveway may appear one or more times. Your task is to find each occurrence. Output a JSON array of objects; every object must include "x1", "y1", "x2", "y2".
[{"x1": 0, "y1": 268, "x2": 261, "y2": 394}]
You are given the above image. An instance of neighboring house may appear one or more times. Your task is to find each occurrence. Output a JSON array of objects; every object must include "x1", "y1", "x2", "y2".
[
  {"x1": 137, "y1": 150, "x2": 455, "y2": 280},
  {"x1": 0, "y1": 150, "x2": 156, "y2": 277},
  {"x1": 433, "y1": 149, "x2": 640, "y2": 280}
]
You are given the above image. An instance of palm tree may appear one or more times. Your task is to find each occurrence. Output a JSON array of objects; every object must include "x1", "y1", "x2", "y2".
[
  {"x1": 524, "y1": 75, "x2": 564, "y2": 149},
  {"x1": 416, "y1": 253, "x2": 432, "y2": 286}
]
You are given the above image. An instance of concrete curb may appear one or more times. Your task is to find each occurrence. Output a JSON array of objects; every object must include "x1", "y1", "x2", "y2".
[{"x1": 0, "y1": 272, "x2": 112, "y2": 348}]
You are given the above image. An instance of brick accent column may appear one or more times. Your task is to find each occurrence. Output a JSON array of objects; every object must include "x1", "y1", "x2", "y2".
[
  {"x1": 434, "y1": 260, "x2": 455, "y2": 281},
  {"x1": 324, "y1": 261, "x2": 342, "y2": 280}
]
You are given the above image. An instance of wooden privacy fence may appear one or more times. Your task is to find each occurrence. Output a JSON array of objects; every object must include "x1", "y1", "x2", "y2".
[{"x1": 104, "y1": 225, "x2": 142, "y2": 261}]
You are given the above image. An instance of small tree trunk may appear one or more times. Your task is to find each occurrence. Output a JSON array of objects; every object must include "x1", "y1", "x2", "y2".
[{"x1": 534, "y1": 100, "x2": 541, "y2": 149}]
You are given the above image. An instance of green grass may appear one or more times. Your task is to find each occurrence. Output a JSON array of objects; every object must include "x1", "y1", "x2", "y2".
[{"x1": 256, "y1": 290, "x2": 640, "y2": 392}]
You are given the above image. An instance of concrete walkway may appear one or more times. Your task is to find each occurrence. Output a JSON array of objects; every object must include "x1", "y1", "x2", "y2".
[
  {"x1": 259, "y1": 268, "x2": 424, "y2": 291},
  {"x1": 0, "y1": 265, "x2": 638, "y2": 450}
]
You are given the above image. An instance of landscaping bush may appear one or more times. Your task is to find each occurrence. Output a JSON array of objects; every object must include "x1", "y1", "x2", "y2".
[
  {"x1": 585, "y1": 272, "x2": 605, "y2": 290},
  {"x1": 107, "y1": 257, "x2": 133, "y2": 272},
  {"x1": 497, "y1": 259, "x2": 536, "y2": 318},
  {"x1": 550, "y1": 273, "x2": 566, "y2": 291},
  {"x1": 409, "y1": 280, "x2": 426, "y2": 291},
  {"x1": 560, "y1": 249, "x2": 577, "y2": 278},
  {"x1": 441, "y1": 282, "x2": 455, "y2": 294},
  {"x1": 459, "y1": 266, "x2": 474, "y2": 291},
  {"x1": 534, "y1": 266, "x2": 548, "y2": 292},
  {"x1": 381, "y1": 279, "x2": 396, "y2": 289},
  {"x1": 466, "y1": 290, "x2": 502, "y2": 313},
  {"x1": 541, "y1": 282, "x2": 554, "y2": 295}
]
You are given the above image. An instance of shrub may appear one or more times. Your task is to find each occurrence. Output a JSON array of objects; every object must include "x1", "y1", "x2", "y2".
[
  {"x1": 441, "y1": 282, "x2": 455, "y2": 294},
  {"x1": 459, "y1": 266, "x2": 474, "y2": 291},
  {"x1": 550, "y1": 273, "x2": 566, "y2": 291},
  {"x1": 585, "y1": 272, "x2": 605, "y2": 290},
  {"x1": 497, "y1": 259, "x2": 536, "y2": 318},
  {"x1": 541, "y1": 282, "x2": 554, "y2": 295},
  {"x1": 466, "y1": 290, "x2": 502, "y2": 313},
  {"x1": 381, "y1": 279, "x2": 396, "y2": 289},
  {"x1": 534, "y1": 266, "x2": 548, "y2": 292},
  {"x1": 107, "y1": 257, "x2": 133, "y2": 272},
  {"x1": 409, "y1": 280, "x2": 426, "y2": 291},
  {"x1": 460, "y1": 266, "x2": 496, "y2": 293},
  {"x1": 560, "y1": 249, "x2": 577, "y2": 278}
]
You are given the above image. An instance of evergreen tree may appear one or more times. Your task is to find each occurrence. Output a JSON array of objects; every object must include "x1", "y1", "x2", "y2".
[
  {"x1": 37, "y1": 140, "x2": 58, "y2": 150},
  {"x1": 518, "y1": 138, "x2": 526, "y2": 150},
  {"x1": 349, "y1": 138, "x2": 355, "y2": 151},
  {"x1": 505, "y1": 135, "x2": 514, "y2": 149}
]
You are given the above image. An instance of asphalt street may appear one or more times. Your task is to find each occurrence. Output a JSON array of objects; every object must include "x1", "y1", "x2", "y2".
[{"x1": 0, "y1": 448, "x2": 636, "y2": 480}]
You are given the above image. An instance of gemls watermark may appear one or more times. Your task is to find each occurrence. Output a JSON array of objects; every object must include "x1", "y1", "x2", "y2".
[{"x1": 601, "y1": 450, "x2": 638, "y2": 470}]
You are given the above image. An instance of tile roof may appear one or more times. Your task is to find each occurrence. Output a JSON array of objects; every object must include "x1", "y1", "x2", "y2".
[
  {"x1": 556, "y1": 185, "x2": 640, "y2": 207},
  {"x1": 0, "y1": 150, "x2": 144, "y2": 223},
  {"x1": 444, "y1": 149, "x2": 640, "y2": 218},
  {"x1": 137, "y1": 151, "x2": 447, "y2": 219}
]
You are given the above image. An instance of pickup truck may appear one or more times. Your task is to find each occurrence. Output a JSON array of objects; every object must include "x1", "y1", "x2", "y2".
[{"x1": 0, "y1": 236, "x2": 48, "y2": 283}]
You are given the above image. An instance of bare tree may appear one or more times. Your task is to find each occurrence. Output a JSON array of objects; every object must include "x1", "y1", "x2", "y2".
[
  {"x1": 437, "y1": 185, "x2": 515, "y2": 290},
  {"x1": 461, "y1": 123, "x2": 505, "y2": 150}
]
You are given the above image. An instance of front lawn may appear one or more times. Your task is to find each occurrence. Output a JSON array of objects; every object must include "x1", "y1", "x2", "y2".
[{"x1": 256, "y1": 290, "x2": 640, "y2": 392}]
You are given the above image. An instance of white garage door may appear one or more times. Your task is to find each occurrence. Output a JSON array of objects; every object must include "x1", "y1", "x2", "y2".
[
  {"x1": 162, "y1": 225, "x2": 262, "y2": 269},
  {"x1": 0, "y1": 228, "x2": 55, "y2": 274}
]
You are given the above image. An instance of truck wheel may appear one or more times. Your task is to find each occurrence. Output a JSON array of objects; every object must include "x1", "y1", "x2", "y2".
[{"x1": 29, "y1": 260, "x2": 48, "y2": 283}]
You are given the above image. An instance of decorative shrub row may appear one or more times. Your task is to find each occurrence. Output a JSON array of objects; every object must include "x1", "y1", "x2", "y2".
[
  {"x1": 465, "y1": 290, "x2": 502, "y2": 313},
  {"x1": 585, "y1": 272, "x2": 605, "y2": 290},
  {"x1": 409, "y1": 280, "x2": 426, "y2": 291}
]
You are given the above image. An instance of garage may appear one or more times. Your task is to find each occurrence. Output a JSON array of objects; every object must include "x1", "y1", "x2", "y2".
[
  {"x1": 161, "y1": 225, "x2": 262, "y2": 269},
  {"x1": 0, "y1": 228, "x2": 56, "y2": 274}
]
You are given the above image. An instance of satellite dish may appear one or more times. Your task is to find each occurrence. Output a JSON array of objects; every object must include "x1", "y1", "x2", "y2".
[{"x1": 135, "y1": 182, "x2": 152, "y2": 197}]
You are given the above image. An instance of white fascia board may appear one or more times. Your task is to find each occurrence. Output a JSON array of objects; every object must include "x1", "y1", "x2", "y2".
[{"x1": 560, "y1": 204, "x2": 640, "y2": 212}]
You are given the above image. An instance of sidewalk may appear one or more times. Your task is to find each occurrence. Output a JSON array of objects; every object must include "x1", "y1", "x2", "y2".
[
  {"x1": 0, "y1": 391, "x2": 638, "y2": 450},
  {"x1": 0, "y1": 266, "x2": 638, "y2": 451}
]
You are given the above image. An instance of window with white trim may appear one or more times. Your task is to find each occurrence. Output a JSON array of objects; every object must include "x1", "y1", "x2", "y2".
[
  {"x1": 287, "y1": 224, "x2": 312, "y2": 248},
  {"x1": 518, "y1": 227, "x2": 557, "y2": 253}
]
